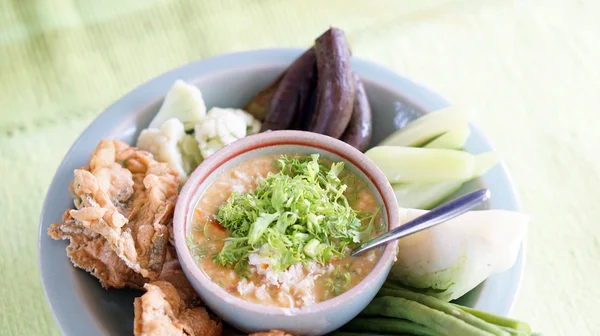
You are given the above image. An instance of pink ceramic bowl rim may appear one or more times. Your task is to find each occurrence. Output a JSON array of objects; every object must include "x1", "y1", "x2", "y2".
[{"x1": 173, "y1": 130, "x2": 399, "y2": 315}]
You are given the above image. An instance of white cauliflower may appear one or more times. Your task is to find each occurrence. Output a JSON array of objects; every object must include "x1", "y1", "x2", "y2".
[
  {"x1": 178, "y1": 134, "x2": 203, "y2": 174},
  {"x1": 137, "y1": 118, "x2": 199, "y2": 181},
  {"x1": 223, "y1": 108, "x2": 262, "y2": 135},
  {"x1": 138, "y1": 79, "x2": 262, "y2": 181},
  {"x1": 194, "y1": 108, "x2": 261, "y2": 158},
  {"x1": 148, "y1": 80, "x2": 206, "y2": 130}
]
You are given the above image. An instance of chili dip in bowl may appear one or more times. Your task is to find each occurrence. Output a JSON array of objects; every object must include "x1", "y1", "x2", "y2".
[{"x1": 173, "y1": 130, "x2": 399, "y2": 335}]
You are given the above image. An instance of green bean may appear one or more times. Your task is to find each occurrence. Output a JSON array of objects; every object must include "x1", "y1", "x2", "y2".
[
  {"x1": 327, "y1": 332, "x2": 388, "y2": 336},
  {"x1": 453, "y1": 304, "x2": 532, "y2": 333},
  {"x1": 342, "y1": 317, "x2": 441, "y2": 336},
  {"x1": 382, "y1": 281, "x2": 401, "y2": 289},
  {"x1": 362, "y1": 296, "x2": 495, "y2": 336},
  {"x1": 377, "y1": 288, "x2": 508, "y2": 336}
]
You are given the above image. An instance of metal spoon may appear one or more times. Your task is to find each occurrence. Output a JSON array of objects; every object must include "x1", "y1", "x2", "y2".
[{"x1": 351, "y1": 188, "x2": 491, "y2": 256}]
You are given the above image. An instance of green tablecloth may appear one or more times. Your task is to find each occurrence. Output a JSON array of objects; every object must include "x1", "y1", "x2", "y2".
[{"x1": 1, "y1": 1, "x2": 598, "y2": 335}]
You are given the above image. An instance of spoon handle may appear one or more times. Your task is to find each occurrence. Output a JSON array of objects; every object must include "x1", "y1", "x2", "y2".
[{"x1": 350, "y1": 189, "x2": 491, "y2": 256}]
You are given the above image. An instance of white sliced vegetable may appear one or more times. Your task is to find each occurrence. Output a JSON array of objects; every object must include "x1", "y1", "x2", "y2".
[
  {"x1": 379, "y1": 107, "x2": 470, "y2": 147},
  {"x1": 208, "y1": 107, "x2": 262, "y2": 135},
  {"x1": 393, "y1": 180, "x2": 464, "y2": 210},
  {"x1": 149, "y1": 80, "x2": 207, "y2": 130},
  {"x1": 194, "y1": 108, "x2": 248, "y2": 159},
  {"x1": 389, "y1": 208, "x2": 528, "y2": 301},
  {"x1": 366, "y1": 146, "x2": 475, "y2": 183},
  {"x1": 178, "y1": 134, "x2": 203, "y2": 175},
  {"x1": 472, "y1": 152, "x2": 500, "y2": 177},
  {"x1": 424, "y1": 125, "x2": 471, "y2": 149},
  {"x1": 137, "y1": 118, "x2": 187, "y2": 178}
]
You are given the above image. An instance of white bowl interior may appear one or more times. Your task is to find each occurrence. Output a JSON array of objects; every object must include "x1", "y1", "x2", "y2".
[{"x1": 39, "y1": 49, "x2": 523, "y2": 336}]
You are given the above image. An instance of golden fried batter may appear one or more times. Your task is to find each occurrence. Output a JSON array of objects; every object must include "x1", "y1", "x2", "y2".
[
  {"x1": 48, "y1": 211, "x2": 146, "y2": 288},
  {"x1": 49, "y1": 139, "x2": 179, "y2": 288},
  {"x1": 158, "y1": 257, "x2": 200, "y2": 306},
  {"x1": 134, "y1": 281, "x2": 222, "y2": 336}
]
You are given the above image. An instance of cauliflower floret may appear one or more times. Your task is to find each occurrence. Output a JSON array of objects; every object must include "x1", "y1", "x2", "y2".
[
  {"x1": 178, "y1": 134, "x2": 203, "y2": 175},
  {"x1": 139, "y1": 80, "x2": 262, "y2": 179},
  {"x1": 148, "y1": 80, "x2": 207, "y2": 130},
  {"x1": 194, "y1": 108, "x2": 249, "y2": 159},
  {"x1": 137, "y1": 118, "x2": 185, "y2": 176},
  {"x1": 217, "y1": 108, "x2": 262, "y2": 135},
  {"x1": 137, "y1": 118, "x2": 201, "y2": 183},
  {"x1": 209, "y1": 107, "x2": 261, "y2": 134}
]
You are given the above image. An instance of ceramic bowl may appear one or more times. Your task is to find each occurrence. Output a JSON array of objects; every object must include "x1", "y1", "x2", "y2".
[{"x1": 173, "y1": 130, "x2": 400, "y2": 335}]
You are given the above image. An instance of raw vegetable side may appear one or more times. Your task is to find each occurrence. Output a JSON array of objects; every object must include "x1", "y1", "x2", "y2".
[
  {"x1": 137, "y1": 80, "x2": 261, "y2": 185},
  {"x1": 372, "y1": 106, "x2": 500, "y2": 210},
  {"x1": 245, "y1": 27, "x2": 374, "y2": 151},
  {"x1": 389, "y1": 207, "x2": 528, "y2": 302},
  {"x1": 138, "y1": 27, "x2": 374, "y2": 187},
  {"x1": 330, "y1": 283, "x2": 539, "y2": 336}
]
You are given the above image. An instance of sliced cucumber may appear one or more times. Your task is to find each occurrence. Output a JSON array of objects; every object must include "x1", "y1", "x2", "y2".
[
  {"x1": 366, "y1": 146, "x2": 475, "y2": 183},
  {"x1": 473, "y1": 151, "x2": 500, "y2": 177},
  {"x1": 424, "y1": 125, "x2": 471, "y2": 150},
  {"x1": 393, "y1": 180, "x2": 464, "y2": 210},
  {"x1": 379, "y1": 107, "x2": 470, "y2": 147}
]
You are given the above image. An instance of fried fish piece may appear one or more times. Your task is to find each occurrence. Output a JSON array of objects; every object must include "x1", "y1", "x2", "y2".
[
  {"x1": 49, "y1": 139, "x2": 179, "y2": 287},
  {"x1": 157, "y1": 257, "x2": 200, "y2": 307},
  {"x1": 48, "y1": 210, "x2": 146, "y2": 288},
  {"x1": 134, "y1": 281, "x2": 222, "y2": 336}
]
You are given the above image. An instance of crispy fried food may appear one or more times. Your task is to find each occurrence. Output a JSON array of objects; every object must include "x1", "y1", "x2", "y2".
[
  {"x1": 48, "y1": 211, "x2": 146, "y2": 288},
  {"x1": 134, "y1": 280, "x2": 222, "y2": 336},
  {"x1": 48, "y1": 139, "x2": 179, "y2": 288},
  {"x1": 157, "y1": 257, "x2": 200, "y2": 306},
  {"x1": 249, "y1": 331, "x2": 294, "y2": 336}
]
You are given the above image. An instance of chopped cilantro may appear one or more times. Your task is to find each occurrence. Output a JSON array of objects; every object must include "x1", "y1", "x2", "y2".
[
  {"x1": 212, "y1": 154, "x2": 371, "y2": 276},
  {"x1": 326, "y1": 268, "x2": 352, "y2": 297},
  {"x1": 187, "y1": 236, "x2": 209, "y2": 259}
]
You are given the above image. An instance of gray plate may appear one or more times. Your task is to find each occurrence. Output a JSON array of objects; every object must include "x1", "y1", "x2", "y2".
[{"x1": 38, "y1": 49, "x2": 524, "y2": 336}]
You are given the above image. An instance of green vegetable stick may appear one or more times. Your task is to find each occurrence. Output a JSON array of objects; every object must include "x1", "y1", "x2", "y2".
[
  {"x1": 365, "y1": 146, "x2": 475, "y2": 184},
  {"x1": 362, "y1": 296, "x2": 495, "y2": 336},
  {"x1": 390, "y1": 151, "x2": 499, "y2": 209},
  {"x1": 379, "y1": 107, "x2": 470, "y2": 147},
  {"x1": 425, "y1": 125, "x2": 471, "y2": 150},
  {"x1": 382, "y1": 282, "x2": 534, "y2": 335},
  {"x1": 472, "y1": 152, "x2": 500, "y2": 178},
  {"x1": 383, "y1": 280, "x2": 402, "y2": 289},
  {"x1": 327, "y1": 332, "x2": 388, "y2": 336},
  {"x1": 343, "y1": 317, "x2": 442, "y2": 336},
  {"x1": 392, "y1": 180, "x2": 464, "y2": 210},
  {"x1": 497, "y1": 326, "x2": 531, "y2": 336},
  {"x1": 386, "y1": 279, "x2": 413, "y2": 287},
  {"x1": 377, "y1": 288, "x2": 509, "y2": 336},
  {"x1": 453, "y1": 304, "x2": 532, "y2": 333}
]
